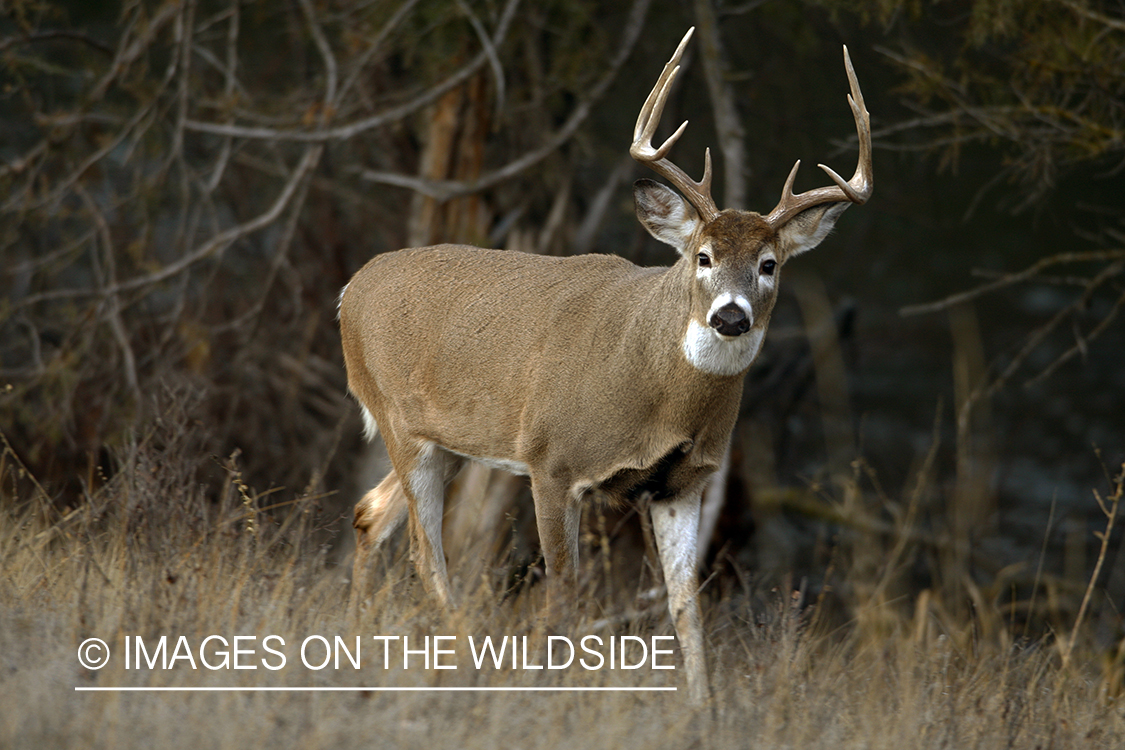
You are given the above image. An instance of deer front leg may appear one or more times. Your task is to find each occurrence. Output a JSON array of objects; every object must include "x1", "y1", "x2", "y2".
[
  {"x1": 531, "y1": 477, "x2": 582, "y2": 617},
  {"x1": 651, "y1": 490, "x2": 710, "y2": 706}
]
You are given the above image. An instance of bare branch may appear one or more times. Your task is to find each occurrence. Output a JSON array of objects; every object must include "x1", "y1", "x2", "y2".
[
  {"x1": 693, "y1": 0, "x2": 746, "y2": 209},
  {"x1": 76, "y1": 184, "x2": 141, "y2": 407},
  {"x1": 457, "y1": 0, "x2": 505, "y2": 119},
  {"x1": 297, "y1": 0, "x2": 338, "y2": 113},
  {"x1": 18, "y1": 145, "x2": 324, "y2": 307},
  {"x1": 1059, "y1": 0, "x2": 1125, "y2": 33},
  {"x1": 0, "y1": 30, "x2": 114, "y2": 55},
  {"x1": 359, "y1": 0, "x2": 653, "y2": 200},
  {"x1": 89, "y1": 1, "x2": 184, "y2": 103},
  {"x1": 718, "y1": 0, "x2": 773, "y2": 16},
  {"x1": 3, "y1": 97, "x2": 160, "y2": 214},
  {"x1": 334, "y1": 0, "x2": 423, "y2": 107},
  {"x1": 946, "y1": 257, "x2": 1125, "y2": 422},
  {"x1": 899, "y1": 250, "x2": 1125, "y2": 316},
  {"x1": 1060, "y1": 462, "x2": 1123, "y2": 670},
  {"x1": 201, "y1": 0, "x2": 240, "y2": 194},
  {"x1": 183, "y1": 0, "x2": 522, "y2": 142},
  {"x1": 1026, "y1": 285, "x2": 1125, "y2": 387},
  {"x1": 572, "y1": 155, "x2": 635, "y2": 254}
]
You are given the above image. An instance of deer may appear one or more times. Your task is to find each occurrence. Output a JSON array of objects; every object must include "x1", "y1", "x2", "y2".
[{"x1": 338, "y1": 27, "x2": 872, "y2": 705}]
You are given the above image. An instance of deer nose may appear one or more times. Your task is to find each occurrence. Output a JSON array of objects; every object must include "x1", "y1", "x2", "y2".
[{"x1": 708, "y1": 303, "x2": 751, "y2": 337}]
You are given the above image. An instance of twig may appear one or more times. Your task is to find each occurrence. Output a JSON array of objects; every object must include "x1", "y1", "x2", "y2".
[
  {"x1": 172, "y1": 2, "x2": 196, "y2": 159},
  {"x1": 719, "y1": 0, "x2": 773, "y2": 16},
  {"x1": 182, "y1": 0, "x2": 522, "y2": 142},
  {"x1": 222, "y1": 148, "x2": 318, "y2": 333},
  {"x1": 939, "y1": 256, "x2": 1125, "y2": 445},
  {"x1": 3, "y1": 95, "x2": 162, "y2": 215},
  {"x1": 1026, "y1": 286, "x2": 1125, "y2": 386},
  {"x1": 1059, "y1": 0, "x2": 1125, "y2": 33},
  {"x1": 457, "y1": 0, "x2": 505, "y2": 120},
  {"x1": 334, "y1": 0, "x2": 423, "y2": 108},
  {"x1": 17, "y1": 145, "x2": 324, "y2": 305},
  {"x1": 572, "y1": 155, "x2": 634, "y2": 254},
  {"x1": 900, "y1": 250, "x2": 1125, "y2": 316},
  {"x1": 201, "y1": 0, "x2": 240, "y2": 194},
  {"x1": 694, "y1": 0, "x2": 747, "y2": 209},
  {"x1": 1024, "y1": 493, "x2": 1057, "y2": 641},
  {"x1": 869, "y1": 400, "x2": 942, "y2": 605},
  {"x1": 88, "y1": 2, "x2": 183, "y2": 103},
  {"x1": 75, "y1": 185, "x2": 141, "y2": 408},
  {"x1": 358, "y1": 0, "x2": 653, "y2": 199},
  {"x1": 970, "y1": 268, "x2": 1098, "y2": 288},
  {"x1": 0, "y1": 430, "x2": 57, "y2": 522},
  {"x1": 1060, "y1": 463, "x2": 1123, "y2": 669},
  {"x1": 297, "y1": 0, "x2": 338, "y2": 114},
  {"x1": 0, "y1": 29, "x2": 115, "y2": 55}
]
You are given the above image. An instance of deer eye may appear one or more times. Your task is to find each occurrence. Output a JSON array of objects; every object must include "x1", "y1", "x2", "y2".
[
  {"x1": 697, "y1": 253, "x2": 711, "y2": 268},
  {"x1": 760, "y1": 259, "x2": 776, "y2": 276}
]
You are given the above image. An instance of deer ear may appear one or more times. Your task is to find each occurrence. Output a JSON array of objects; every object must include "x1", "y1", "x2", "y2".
[
  {"x1": 776, "y1": 202, "x2": 850, "y2": 262},
  {"x1": 634, "y1": 179, "x2": 700, "y2": 256}
]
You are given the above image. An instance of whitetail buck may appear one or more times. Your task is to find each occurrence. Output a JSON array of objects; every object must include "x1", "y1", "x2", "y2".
[{"x1": 339, "y1": 28, "x2": 872, "y2": 704}]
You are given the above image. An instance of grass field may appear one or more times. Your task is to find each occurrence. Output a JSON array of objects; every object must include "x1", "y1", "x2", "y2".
[{"x1": 2, "y1": 429, "x2": 1122, "y2": 750}]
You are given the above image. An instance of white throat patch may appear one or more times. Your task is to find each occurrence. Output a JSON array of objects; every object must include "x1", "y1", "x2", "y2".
[{"x1": 682, "y1": 320, "x2": 764, "y2": 376}]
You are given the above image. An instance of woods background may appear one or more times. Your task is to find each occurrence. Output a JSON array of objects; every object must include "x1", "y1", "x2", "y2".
[{"x1": 2, "y1": 1, "x2": 1124, "y2": 744}]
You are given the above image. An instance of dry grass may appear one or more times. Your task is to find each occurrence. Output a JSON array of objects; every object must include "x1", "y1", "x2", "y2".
[{"x1": 2, "y1": 426, "x2": 1123, "y2": 750}]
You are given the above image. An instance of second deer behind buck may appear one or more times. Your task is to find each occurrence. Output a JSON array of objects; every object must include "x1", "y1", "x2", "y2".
[{"x1": 339, "y1": 27, "x2": 872, "y2": 705}]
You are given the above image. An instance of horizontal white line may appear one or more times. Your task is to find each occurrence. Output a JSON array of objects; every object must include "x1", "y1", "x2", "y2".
[{"x1": 75, "y1": 686, "x2": 676, "y2": 693}]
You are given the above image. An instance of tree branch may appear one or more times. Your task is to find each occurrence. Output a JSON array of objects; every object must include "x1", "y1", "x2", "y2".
[
  {"x1": 358, "y1": 0, "x2": 653, "y2": 200},
  {"x1": 899, "y1": 250, "x2": 1125, "y2": 316},
  {"x1": 182, "y1": 0, "x2": 521, "y2": 142}
]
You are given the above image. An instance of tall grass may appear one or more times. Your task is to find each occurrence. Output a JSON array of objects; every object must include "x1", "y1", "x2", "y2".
[{"x1": 1, "y1": 417, "x2": 1122, "y2": 749}]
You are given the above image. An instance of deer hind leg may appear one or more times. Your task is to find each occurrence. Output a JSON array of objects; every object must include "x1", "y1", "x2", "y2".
[
  {"x1": 651, "y1": 491, "x2": 710, "y2": 706},
  {"x1": 395, "y1": 441, "x2": 463, "y2": 607}
]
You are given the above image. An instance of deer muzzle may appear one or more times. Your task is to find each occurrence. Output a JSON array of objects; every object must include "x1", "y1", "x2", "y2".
[{"x1": 708, "y1": 302, "x2": 751, "y2": 337}]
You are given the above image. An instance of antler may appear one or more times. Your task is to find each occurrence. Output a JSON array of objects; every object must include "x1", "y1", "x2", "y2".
[
  {"x1": 630, "y1": 27, "x2": 720, "y2": 223},
  {"x1": 764, "y1": 46, "x2": 873, "y2": 229}
]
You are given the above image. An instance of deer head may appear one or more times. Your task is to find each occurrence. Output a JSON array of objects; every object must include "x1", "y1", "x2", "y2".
[{"x1": 630, "y1": 27, "x2": 872, "y2": 377}]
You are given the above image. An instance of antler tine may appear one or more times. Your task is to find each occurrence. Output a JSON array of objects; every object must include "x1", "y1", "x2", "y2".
[
  {"x1": 633, "y1": 29, "x2": 692, "y2": 145},
  {"x1": 630, "y1": 27, "x2": 720, "y2": 223},
  {"x1": 765, "y1": 45, "x2": 874, "y2": 229}
]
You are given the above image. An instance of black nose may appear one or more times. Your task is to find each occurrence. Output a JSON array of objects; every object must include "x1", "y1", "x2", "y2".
[{"x1": 708, "y1": 303, "x2": 750, "y2": 337}]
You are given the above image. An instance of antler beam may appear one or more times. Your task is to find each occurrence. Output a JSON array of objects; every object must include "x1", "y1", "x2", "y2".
[
  {"x1": 764, "y1": 46, "x2": 873, "y2": 229},
  {"x1": 630, "y1": 27, "x2": 720, "y2": 223}
]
